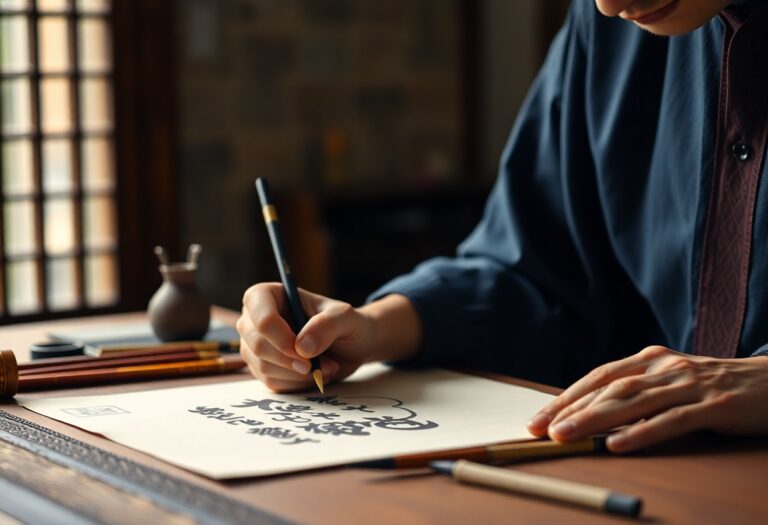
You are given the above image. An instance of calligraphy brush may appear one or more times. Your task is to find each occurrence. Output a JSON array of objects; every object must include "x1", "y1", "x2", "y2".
[
  {"x1": 0, "y1": 350, "x2": 246, "y2": 397},
  {"x1": 92, "y1": 340, "x2": 239, "y2": 356},
  {"x1": 431, "y1": 460, "x2": 641, "y2": 518},
  {"x1": 17, "y1": 356, "x2": 246, "y2": 391},
  {"x1": 18, "y1": 349, "x2": 220, "y2": 375},
  {"x1": 18, "y1": 344, "x2": 227, "y2": 370},
  {"x1": 350, "y1": 436, "x2": 607, "y2": 469},
  {"x1": 255, "y1": 177, "x2": 324, "y2": 394}
]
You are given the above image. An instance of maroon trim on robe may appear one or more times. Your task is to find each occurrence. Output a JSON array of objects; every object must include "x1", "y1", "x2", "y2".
[{"x1": 693, "y1": 6, "x2": 768, "y2": 358}]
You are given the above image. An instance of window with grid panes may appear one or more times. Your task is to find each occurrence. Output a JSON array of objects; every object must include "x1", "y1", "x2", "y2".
[{"x1": 0, "y1": 0, "x2": 118, "y2": 319}]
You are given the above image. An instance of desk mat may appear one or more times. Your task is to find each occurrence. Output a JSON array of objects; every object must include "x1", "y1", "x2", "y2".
[{"x1": 0, "y1": 409, "x2": 292, "y2": 525}]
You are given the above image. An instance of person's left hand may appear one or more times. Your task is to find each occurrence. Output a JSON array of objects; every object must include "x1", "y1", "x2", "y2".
[{"x1": 526, "y1": 345, "x2": 768, "y2": 452}]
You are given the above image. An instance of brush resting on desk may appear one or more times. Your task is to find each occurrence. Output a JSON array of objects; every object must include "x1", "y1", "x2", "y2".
[{"x1": 0, "y1": 350, "x2": 246, "y2": 398}]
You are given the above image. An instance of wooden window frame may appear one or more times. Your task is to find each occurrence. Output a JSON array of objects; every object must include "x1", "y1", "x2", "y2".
[
  {"x1": 0, "y1": 0, "x2": 179, "y2": 324},
  {"x1": 112, "y1": 0, "x2": 178, "y2": 313}
]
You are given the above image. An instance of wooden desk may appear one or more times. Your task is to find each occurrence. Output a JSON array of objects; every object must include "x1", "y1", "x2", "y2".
[{"x1": 1, "y1": 310, "x2": 766, "y2": 524}]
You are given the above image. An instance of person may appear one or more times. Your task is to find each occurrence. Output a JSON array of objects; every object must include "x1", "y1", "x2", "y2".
[{"x1": 237, "y1": 0, "x2": 768, "y2": 454}]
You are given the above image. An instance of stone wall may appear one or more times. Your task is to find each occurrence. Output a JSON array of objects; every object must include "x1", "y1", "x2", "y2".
[
  {"x1": 174, "y1": 0, "x2": 566, "y2": 309},
  {"x1": 176, "y1": 0, "x2": 465, "y2": 308}
]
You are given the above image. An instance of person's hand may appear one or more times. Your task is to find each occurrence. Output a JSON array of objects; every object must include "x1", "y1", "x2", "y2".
[
  {"x1": 237, "y1": 284, "x2": 421, "y2": 392},
  {"x1": 526, "y1": 345, "x2": 768, "y2": 452},
  {"x1": 237, "y1": 283, "x2": 375, "y2": 392}
]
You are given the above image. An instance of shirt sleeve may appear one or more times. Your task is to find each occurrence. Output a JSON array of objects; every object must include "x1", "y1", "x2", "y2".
[
  {"x1": 368, "y1": 1, "x2": 656, "y2": 387},
  {"x1": 751, "y1": 344, "x2": 768, "y2": 357}
]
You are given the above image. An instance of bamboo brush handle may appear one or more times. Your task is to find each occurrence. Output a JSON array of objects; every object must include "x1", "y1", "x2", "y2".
[
  {"x1": 19, "y1": 357, "x2": 247, "y2": 391},
  {"x1": 0, "y1": 351, "x2": 246, "y2": 398},
  {"x1": 0, "y1": 350, "x2": 19, "y2": 399}
]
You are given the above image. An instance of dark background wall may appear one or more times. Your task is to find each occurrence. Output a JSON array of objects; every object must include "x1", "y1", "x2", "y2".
[{"x1": 172, "y1": 0, "x2": 569, "y2": 310}]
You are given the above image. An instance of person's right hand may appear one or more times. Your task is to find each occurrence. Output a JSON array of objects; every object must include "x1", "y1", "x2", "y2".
[{"x1": 237, "y1": 283, "x2": 379, "y2": 392}]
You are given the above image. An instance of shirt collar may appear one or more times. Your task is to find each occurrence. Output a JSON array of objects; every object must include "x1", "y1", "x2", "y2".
[{"x1": 722, "y1": 0, "x2": 768, "y2": 29}]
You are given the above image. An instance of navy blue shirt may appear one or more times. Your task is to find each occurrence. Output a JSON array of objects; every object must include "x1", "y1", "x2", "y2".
[{"x1": 371, "y1": 0, "x2": 768, "y2": 387}]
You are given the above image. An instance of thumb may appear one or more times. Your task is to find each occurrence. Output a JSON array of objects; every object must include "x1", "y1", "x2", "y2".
[{"x1": 295, "y1": 303, "x2": 359, "y2": 358}]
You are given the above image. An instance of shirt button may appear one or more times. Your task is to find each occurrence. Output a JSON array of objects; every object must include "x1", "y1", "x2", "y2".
[{"x1": 731, "y1": 141, "x2": 752, "y2": 161}]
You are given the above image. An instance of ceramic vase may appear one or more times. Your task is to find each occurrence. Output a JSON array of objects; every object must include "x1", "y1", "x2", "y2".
[{"x1": 147, "y1": 262, "x2": 210, "y2": 342}]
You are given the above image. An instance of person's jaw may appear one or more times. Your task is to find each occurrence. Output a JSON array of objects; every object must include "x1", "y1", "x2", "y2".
[{"x1": 595, "y1": 0, "x2": 730, "y2": 36}]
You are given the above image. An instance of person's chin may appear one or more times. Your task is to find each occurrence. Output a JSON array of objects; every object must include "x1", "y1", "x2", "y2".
[
  {"x1": 630, "y1": 10, "x2": 718, "y2": 36},
  {"x1": 632, "y1": 20, "x2": 693, "y2": 35}
]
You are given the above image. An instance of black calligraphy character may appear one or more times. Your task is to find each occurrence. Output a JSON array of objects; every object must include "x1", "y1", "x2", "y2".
[
  {"x1": 188, "y1": 406, "x2": 226, "y2": 416},
  {"x1": 365, "y1": 415, "x2": 439, "y2": 431},
  {"x1": 278, "y1": 404, "x2": 312, "y2": 413},
  {"x1": 216, "y1": 414, "x2": 240, "y2": 421},
  {"x1": 362, "y1": 402, "x2": 438, "y2": 431},
  {"x1": 269, "y1": 412, "x2": 312, "y2": 424},
  {"x1": 282, "y1": 437, "x2": 321, "y2": 445},
  {"x1": 298, "y1": 420, "x2": 372, "y2": 436},
  {"x1": 308, "y1": 412, "x2": 339, "y2": 420},
  {"x1": 248, "y1": 427, "x2": 299, "y2": 440},
  {"x1": 188, "y1": 407, "x2": 245, "y2": 422},
  {"x1": 303, "y1": 395, "x2": 345, "y2": 406},
  {"x1": 339, "y1": 404, "x2": 375, "y2": 413},
  {"x1": 296, "y1": 422, "x2": 326, "y2": 434},
  {"x1": 232, "y1": 399, "x2": 283, "y2": 410}
]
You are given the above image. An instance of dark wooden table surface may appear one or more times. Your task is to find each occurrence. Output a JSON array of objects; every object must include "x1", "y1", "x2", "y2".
[{"x1": 1, "y1": 309, "x2": 766, "y2": 524}]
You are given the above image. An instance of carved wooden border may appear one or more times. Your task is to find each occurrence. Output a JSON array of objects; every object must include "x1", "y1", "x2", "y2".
[{"x1": 0, "y1": 409, "x2": 292, "y2": 525}]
